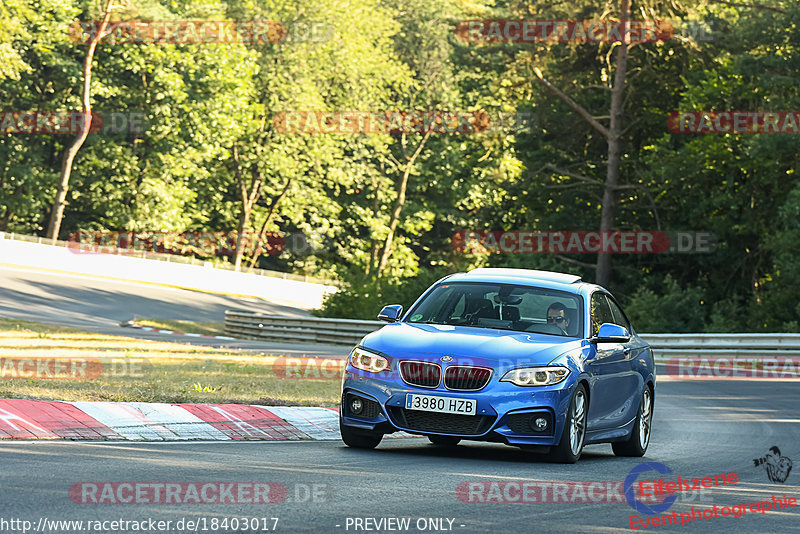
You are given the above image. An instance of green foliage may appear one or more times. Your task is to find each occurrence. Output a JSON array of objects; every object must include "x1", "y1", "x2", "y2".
[
  {"x1": 316, "y1": 267, "x2": 451, "y2": 320},
  {"x1": 758, "y1": 183, "x2": 800, "y2": 332},
  {"x1": 625, "y1": 276, "x2": 707, "y2": 333}
]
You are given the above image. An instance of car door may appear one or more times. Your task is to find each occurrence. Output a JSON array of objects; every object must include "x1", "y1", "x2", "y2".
[
  {"x1": 585, "y1": 292, "x2": 639, "y2": 431},
  {"x1": 605, "y1": 295, "x2": 646, "y2": 420}
]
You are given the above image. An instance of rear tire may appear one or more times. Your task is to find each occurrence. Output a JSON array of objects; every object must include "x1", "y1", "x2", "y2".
[
  {"x1": 612, "y1": 385, "x2": 653, "y2": 457},
  {"x1": 340, "y1": 418, "x2": 383, "y2": 449},
  {"x1": 428, "y1": 435, "x2": 461, "y2": 447},
  {"x1": 549, "y1": 383, "x2": 588, "y2": 464}
]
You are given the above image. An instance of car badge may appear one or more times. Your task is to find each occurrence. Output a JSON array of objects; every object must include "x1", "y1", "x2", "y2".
[{"x1": 441, "y1": 356, "x2": 453, "y2": 362}]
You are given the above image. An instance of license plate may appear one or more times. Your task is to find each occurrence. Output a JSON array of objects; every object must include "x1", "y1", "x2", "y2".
[{"x1": 405, "y1": 394, "x2": 477, "y2": 415}]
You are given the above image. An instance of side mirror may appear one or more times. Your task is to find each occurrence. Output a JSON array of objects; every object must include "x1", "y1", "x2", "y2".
[
  {"x1": 591, "y1": 323, "x2": 631, "y2": 343},
  {"x1": 377, "y1": 304, "x2": 403, "y2": 323}
]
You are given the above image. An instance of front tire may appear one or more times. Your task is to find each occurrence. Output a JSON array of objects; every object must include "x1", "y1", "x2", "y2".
[
  {"x1": 340, "y1": 418, "x2": 383, "y2": 449},
  {"x1": 549, "y1": 383, "x2": 588, "y2": 464},
  {"x1": 612, "y1": 385, "x2": 653, "y2": 457}
]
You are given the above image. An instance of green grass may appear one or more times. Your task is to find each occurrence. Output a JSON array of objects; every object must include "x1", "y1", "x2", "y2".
[{"x1": 0, "y1": 317, "x2": 340, "y2": 406}]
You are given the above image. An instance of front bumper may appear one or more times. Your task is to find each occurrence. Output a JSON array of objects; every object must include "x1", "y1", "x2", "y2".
[{"x1": 340, "y1": 368, "x2": 576, "y2": 446}]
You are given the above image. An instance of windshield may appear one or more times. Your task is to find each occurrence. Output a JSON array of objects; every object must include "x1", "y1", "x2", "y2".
[{"x1": 405, "y1": 282, "x2": 583, "y2": 337}]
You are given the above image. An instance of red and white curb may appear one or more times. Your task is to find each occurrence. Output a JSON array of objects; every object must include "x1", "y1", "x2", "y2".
[
  {"x1": 119, "y1": 321, "x2": 236, "y2": 341},
  {"x1": 0, "y1": 400, "x2": 412, "y2": 441}
]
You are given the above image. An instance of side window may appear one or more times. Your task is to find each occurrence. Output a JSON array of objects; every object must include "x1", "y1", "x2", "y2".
[
  {"x1": 590, "y1": 292, "x2": 614, "y2": 336},
  {"x1": 605, "y1": 296, "x2": 632, "y2": 332}
]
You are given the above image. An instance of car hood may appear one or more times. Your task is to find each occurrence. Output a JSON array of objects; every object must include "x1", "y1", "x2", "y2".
[{"x1": 360, "y1": 322, "x2": 582, "y2": 367}]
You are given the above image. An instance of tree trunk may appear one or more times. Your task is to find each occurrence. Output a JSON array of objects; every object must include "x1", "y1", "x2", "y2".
[
  {"x1": 366, "y1": 174, "x2": 382, "y2": 275},
  {"x1": 247, "y1": 176, "x2": 292, "y2": 268},
  {"x1": 375, "y1": 130, "x2": 431, "y2": 279},
  {"x1": 596, "y1": 0, "x2": 631, "y2": 288},
  {"x1": 233, "y1": 144, "x2": 263, "y2": 271},
  {"x1": 376, "y1": 166, "x2": 411, "y2": 278},
  {"x1": 234, "y1": 203, "x2": 252, "y2": 271},
  {"x1": 532, "y1": 0, "x2": 631, "y2": 288},
  {"x1": 46, "y1": 0, "x2": 115, "y2": 240}
]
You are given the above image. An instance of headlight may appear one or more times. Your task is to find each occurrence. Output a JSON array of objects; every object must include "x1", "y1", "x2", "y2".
[
  {"x1": 500, "y1": 366, "x2": 569, "y2": 386},
  {"x1": 349, "y1": 347, "x2": 390, "y2": 373}
]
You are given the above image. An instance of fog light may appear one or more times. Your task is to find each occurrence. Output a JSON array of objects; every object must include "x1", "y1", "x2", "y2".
[
  {"x1": 350, "y1": 397, "x2": 364, "y2": 415},
  {"x1": 532, "y1": 417, "x2": 548, "y2": 431}
]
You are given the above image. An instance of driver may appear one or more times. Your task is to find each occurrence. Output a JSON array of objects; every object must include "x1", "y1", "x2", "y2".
[{"x1": 546, "y1": 302, "x2": 570, "y2": 335}]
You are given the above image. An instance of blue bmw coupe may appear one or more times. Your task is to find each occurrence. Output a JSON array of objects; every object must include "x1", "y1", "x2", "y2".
[{"x1": 339, "y1": 268, "x2": 655, "y2": 463}]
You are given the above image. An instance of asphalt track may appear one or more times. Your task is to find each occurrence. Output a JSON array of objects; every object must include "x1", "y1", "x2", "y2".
[
  {"x1": 1, "y1": 379, "x2": 799, "y2": 533},
  {"x1": 0, "y1": 266, "x2": 348, "y2": 357}
]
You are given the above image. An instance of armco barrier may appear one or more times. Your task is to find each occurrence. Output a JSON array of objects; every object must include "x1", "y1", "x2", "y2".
[
  {"x1": 224, "y1": 312, "x2": 800, "y2": 358},
  {"x1": 638, "y1": 334, "x2": 800, "y2": 361},
  {"x1": 224, "y1": 312, "x2": 383, "y2": 345}
]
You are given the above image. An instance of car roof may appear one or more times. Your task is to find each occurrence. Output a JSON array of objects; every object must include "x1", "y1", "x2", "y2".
[{"x1": 445, "y1": 268, "x2": 586, "y2": 292}]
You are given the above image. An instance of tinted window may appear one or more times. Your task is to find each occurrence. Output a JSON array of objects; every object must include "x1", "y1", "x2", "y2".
[
  {"x1": 590, "y1": 292, "x2": 614, "y2": 336},
  {"x1": 606, "y1": 296, "x2": 632, "y2": 332},
  {"x1": 406, "y1": 282, "x2": 583, "y2": 337}
]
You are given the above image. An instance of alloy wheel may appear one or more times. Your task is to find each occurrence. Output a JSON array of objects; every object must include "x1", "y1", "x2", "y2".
[
  {"x1": 569, "y1": 390, "x2": 586, "y2": 455},
  {"x1": 639, "y1": 388, "x2": 652, "y2": 450}
]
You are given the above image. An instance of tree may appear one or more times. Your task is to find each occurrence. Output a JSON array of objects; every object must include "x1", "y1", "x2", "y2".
[
  {"x1": 372, "y1": 0, "x2": 469, "y2": 279},
  {"x1": 523, "y1": 0, "x2": 641, "y2": 286},
  {"x1": 46, "y1": 0, "x2": 118, "y2": 240},
  {"x1": 0, "y1": 0, "x2": 36, "y2": 80},
  {"x1": 222, "y1": 0, "x2": 412, "y2": 272}
]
